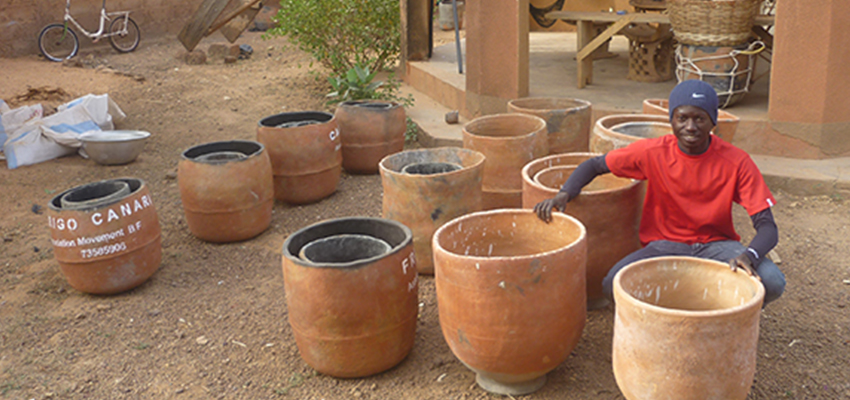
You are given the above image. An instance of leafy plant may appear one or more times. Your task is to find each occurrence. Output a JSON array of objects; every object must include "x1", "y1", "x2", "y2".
[
  {"x1": 326, "y1": 64, "x2": 414, "y2": 108},
  {"x1": 268, "y1": 0, "x2": 401, "y2": 76}
]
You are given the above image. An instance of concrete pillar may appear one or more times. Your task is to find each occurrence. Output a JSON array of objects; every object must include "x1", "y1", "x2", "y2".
[
  {"x1": 768, "y1": 0, "x2": 850, "y2": 158},
  {"x1": 465, "y1": 0, "x2": 530, "y2": 117},
  {"x1": 400, "y1": 0, "x2": 432, "y2": 70}
]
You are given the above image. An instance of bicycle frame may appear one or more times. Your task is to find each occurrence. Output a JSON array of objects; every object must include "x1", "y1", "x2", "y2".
[{"x1": 62, "y1": 0, "x2": 131, "y2": 39}]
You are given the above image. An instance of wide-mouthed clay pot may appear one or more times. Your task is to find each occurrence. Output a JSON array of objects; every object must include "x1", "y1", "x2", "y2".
[
  {"x1": 379, "y1": 147, "x2": 485, "y2": 274},
  {"x1": 507, "y1": 97, "x2": 592, "y2": 154},
  {"x1": 613, "y1": 256, "x2": 765, "y2": 400},
  {"x1": 642, "y1": 98, "x2": 739, "y2": 143},
  {"x1": 178, "y1": 140, "x2": 274, "y2": 243},
  {"x1": 47, "y1": 178, "x2": 162, "y2": 295},
  {"x1": 590, "y1": 114, "x2": 672, "y2": 154},
  {"x1": 523, "y1": 154, "x2": 643, "y2": 309},
  {"x1": 335, "y1": 100, "x2": 406, "y2": 174},
  {"x1": 462, "y1": 113, "x2": 548, "y2": 209},
  {"x1": 257, "y1": 111, "x2": 342, "y2": 204},
  {"x1": 433, "y1": 209, "x2": 587, "y2": 395},
  {"x1": 282, "y1": 217, "x2": 419, "y2": 378}
]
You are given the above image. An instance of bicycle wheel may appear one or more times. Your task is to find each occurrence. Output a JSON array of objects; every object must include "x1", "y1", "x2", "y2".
[
  {"x1": 38, "y1": 24, "x2": 79, "y2": 62},
  {"x1": 109, "y1": 17, "x2": 140, "y2": 53}
]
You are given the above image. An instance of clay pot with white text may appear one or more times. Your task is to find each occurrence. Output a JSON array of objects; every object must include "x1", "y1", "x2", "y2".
[
  {"x1": 47, "y1": 178, "x2": 162, "y2": 295},
  {"x1": 282, "y1": 217, "x2": 419, "y2": 377}
]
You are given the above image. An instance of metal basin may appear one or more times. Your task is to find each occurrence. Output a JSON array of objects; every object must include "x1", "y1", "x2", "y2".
[{"x1": 80, "y1": 130, "x2": 151, "y2": 165}]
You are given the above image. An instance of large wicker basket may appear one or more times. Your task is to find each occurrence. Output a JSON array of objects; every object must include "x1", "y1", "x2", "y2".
[{"x1": 668, "y1": 0, "x2": 761, "y2": 46}]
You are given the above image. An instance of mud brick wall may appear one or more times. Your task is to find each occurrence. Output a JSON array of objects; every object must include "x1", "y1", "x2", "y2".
[{"x1": 1, "y1": 0, "x2": 205, "y2": 57}]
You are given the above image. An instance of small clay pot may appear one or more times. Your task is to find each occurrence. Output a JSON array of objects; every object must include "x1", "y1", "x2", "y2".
[
  {"x1": 433, "y1": 209, "x2": 587, "y2": 395},
  {"x1": 462, "y1": 113, "x2": 548, "y2": 209},
  {"x1": 507, "y1": 97, "x2": 592, "y2": 154},
  {"x1": 642, "y1": 98, "x2": 739, "y2": 143},
  {"x1": 47, "y1": 178, "x2": 162, "y2": 295},
  {"x1": 335, "y1": 101, "x2": 407, "y2": 174},
  {"x1": 257, "y1": 111, "x2": 342, "y2": 204},
  {"x1": 590, "y1": 114, "x2": 671, "y2": 154},
  {"x1": 522, "y1": 155, "x2": 643, "y2": 309},
  {"x1": 178, "y1": 140, "x2": 274, "y2": 243},
  {"x1": 380, "y1": 147, "x2": 485, "y2": 274},
  {"x1": 282, "y1": 217, "x2": 418, "y2": 378},
  {"x1": 613, "y1": 256, "x2": 765, "y2": 400}
]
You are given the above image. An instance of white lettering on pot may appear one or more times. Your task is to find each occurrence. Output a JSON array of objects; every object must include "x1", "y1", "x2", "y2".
[
  {"x1": 48, "y1": 216, "x2": 79, "y2": 231},
  {"x1": 329, "y1": 127, "x2": 339, "y2": 142},
  {"x1": 90, "y1": 195, "x2": 153, "y2": 226}
]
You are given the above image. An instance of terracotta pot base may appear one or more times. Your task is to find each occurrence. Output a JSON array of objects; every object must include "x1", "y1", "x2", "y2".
[{"x1": 476, "y1": 371, "x2": 547, "y2": 396}]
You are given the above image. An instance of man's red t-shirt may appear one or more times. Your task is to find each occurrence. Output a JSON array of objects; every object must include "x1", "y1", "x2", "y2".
[{"x1": 605, "y1": 135, "x2": 776, "y2": 246}]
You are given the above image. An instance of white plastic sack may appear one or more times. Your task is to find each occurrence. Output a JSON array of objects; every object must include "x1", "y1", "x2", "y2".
[
  {"x1": 2, "y1": 94, "x2": 126, "y2": 169},
  {"x1": 0, "y1": 99, "x2": 44, "y2": 161}
]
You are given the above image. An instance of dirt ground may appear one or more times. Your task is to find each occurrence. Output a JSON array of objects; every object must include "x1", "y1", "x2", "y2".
[{"x1": 1, "y1": 28, "x2": 849, "y2": 400}]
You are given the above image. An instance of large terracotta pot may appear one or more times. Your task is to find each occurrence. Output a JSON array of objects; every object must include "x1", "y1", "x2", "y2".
[
  {"x1": 257, "y1": 111, "x2": 342, "y2": 203},
  {"x1": 47, "y1": 178, "x2": 162, "y2": 295},
  {"x1": 590, "y1": 114, "x2": 671, "y2": 154},
  {"x1": 379, "y1": 147, "x2": 485, "y2": 275},
  {"x1": 335, "y1": 100, "x2": 406, "y2": 174},
  {"x1": 507, "y1": 97, "x2": 592, "y2": 154},
  {"x1": 178, "y1": 140, "x2": 274, "y2": 243},
  {"x1": 522, "y1": 153, "x2": 643, "y2": 309},
  {"x1": 433, "y1": 209, "x2": 587, "y2": 395},
  {"x1": 613, "y1": 256, "x2": 765, "y2": 400},
  {"x1": 282, "y1": 217, "x2": 419, "y2": 378},
  {"x1": 462, "y1": 113, "x2": 548, "y2": 209},
  {"x1": 642, "y1": 98, "x2": 739, "y2": 143}
]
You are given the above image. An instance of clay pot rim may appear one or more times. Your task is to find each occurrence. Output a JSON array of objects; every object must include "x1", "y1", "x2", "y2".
[
  {"x1": 613, "y1": 256, "x2": 765, "y2": 318},
  {"x1": 282, "y1": 217, "x2": 413, "y2": 269},
  {"x1": 379, "y1": 147, "x2": 485, "y2": 178},
  {"x1": 462, "y1": 113, "x2": 547, "y2": 140},
  {"x1": 432, "y1": 209, "x2": 586, "y2": 260},
  {"x1": 595, "y1": 114, "x2": 671, "y2": 142},
  {"x1": 181, "y1": 140, "x2": 265, "y2": 164},
  {"x1": 338, "y1": 100, "x2": 402, "y2": 110},
  {"x1": 642, "y1": 98, "x2": 739, "y2": 122},
  {"x1": 507, "y1": 97, "x2": 591, "y2": 113},
  {"x1": 522, "y1": 152, "x2": 640, "y2": 196},
  {"x1": 48, "y1": 177, "x2": 143, "y2": 211},
  {"x1": 257, "y1": 110, "x2": 335, "y2": 128}
]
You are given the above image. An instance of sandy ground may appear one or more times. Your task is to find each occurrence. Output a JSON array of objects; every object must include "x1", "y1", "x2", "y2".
[{"x1": 1, "y1": 26, "x2": 849, "y2": 400}]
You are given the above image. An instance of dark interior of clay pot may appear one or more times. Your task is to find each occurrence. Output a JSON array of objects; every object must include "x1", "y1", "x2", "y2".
[
  {"x1": 619, "y1": 258, "x2": 761, "y2": 311},
  {"x1": 299, "y1": 234, "x2": 391, "y2": 264},
  {"x1": 182, "y1": 141, "x2": 262, "y2": 163},
  {"x1": 285, "y1": 218, "x2": 410, "y2": 268},
  {"x1": 50, "y1": 178, "x2": 141, "y2": 210},
  {"x1": 401, "y1": 162, "x2": 462, "y2": 175},
  {"x1": 610, "y1": 122, "x2": 671, "y2": 139},
  {"x1": 348, "y1": 101, "x2": 393, "y2": 109},
  {"x1": 436, "y1": 211, "x2": 583, "y2": 257},
  {"x1": 534, "y1": 166, "x2": 632, "y2": 192},
  {"x1": 381, "y1": 148, "x2": 484, "y2": 174},
  {"x1": 258, "y1": 111, "x2": 332, "y2": 128}
]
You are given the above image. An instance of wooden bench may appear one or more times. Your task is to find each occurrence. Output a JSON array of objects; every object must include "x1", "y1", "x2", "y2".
[{"x1": 545, "y1": 11, "x2": 776, "y2": 88}]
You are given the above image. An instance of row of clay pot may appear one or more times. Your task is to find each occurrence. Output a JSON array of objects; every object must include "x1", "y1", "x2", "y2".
[{"x1": 281, "y1": 209, "x2": 764, "y2": 399}]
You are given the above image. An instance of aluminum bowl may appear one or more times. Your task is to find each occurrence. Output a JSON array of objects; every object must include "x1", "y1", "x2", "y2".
[{"x1": 80, "y1": 130, "x2": 150, "y2": 165}]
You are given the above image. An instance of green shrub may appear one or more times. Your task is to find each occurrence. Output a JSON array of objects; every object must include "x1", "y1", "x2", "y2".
[
  {"x1": 268, "y1": 0, "x2": 401, "y2": 76},
  {"x1": 326, "y1": 64, "x2": 413, "y2": 108}
]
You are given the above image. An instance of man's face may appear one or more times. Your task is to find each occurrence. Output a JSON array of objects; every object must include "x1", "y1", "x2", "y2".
[{"x1": 671, "y1": 105, "x2": 714, "y2": 155}]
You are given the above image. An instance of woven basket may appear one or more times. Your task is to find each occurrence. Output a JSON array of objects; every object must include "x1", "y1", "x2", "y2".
[{"x1": 668, "y1": 0, "x2": 761, "y2": 46}]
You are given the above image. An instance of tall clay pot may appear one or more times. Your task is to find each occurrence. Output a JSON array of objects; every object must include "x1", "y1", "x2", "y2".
[
  {"x1": 613, "y1": 256, "x2": 765, "y2": 400},
  {"x1": 642, "y1": 98, "x2": 739, "y2": 143},
  {"x1": 178, "y1": 140, "x2": 274, "y2": 243},
  {"x1": 257, "y1": 111, "x2": 342, "y2": 204},
  {"x1": 462, "y1": 114, "x2": 548, "y2": 209},
  {"x1": 335, "y1": 100, "x2": 406, "y2": 174},
  {"x1": 522, "y1": 154, "x2": 643, "y2": 309},
  {"x1": 47, "y1": 178, "x2": 162, "y2": 295},
  {"x1": 590, "y1": 114, "x2": 671, "y2": 154},
  {"x1": 507, "y1": 97, "x2": 592, "y2": 154},
  {"x1": 282, "y1": 217, "x2": 419, "y2": 378},
  {"x1": 379, "y1": 147, "x2": 485, "y2": 275},
  {"x1": 433, "y1": 209, "x2": 587, "y2": 395}
]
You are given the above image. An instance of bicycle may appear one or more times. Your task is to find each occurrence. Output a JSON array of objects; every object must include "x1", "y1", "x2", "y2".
[{"x1": 38, "y1": 0, "x2": 141, "y2": 62}]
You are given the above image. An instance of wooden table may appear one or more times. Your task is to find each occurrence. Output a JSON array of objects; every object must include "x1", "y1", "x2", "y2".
[{"x1": 545, "y1": 11, "x2": 776, "y2": 88}]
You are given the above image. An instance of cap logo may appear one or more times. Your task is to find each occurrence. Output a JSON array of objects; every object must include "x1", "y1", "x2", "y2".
[{"x1": 692, "y1": 93, "x2": 705, "y2": 98}]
